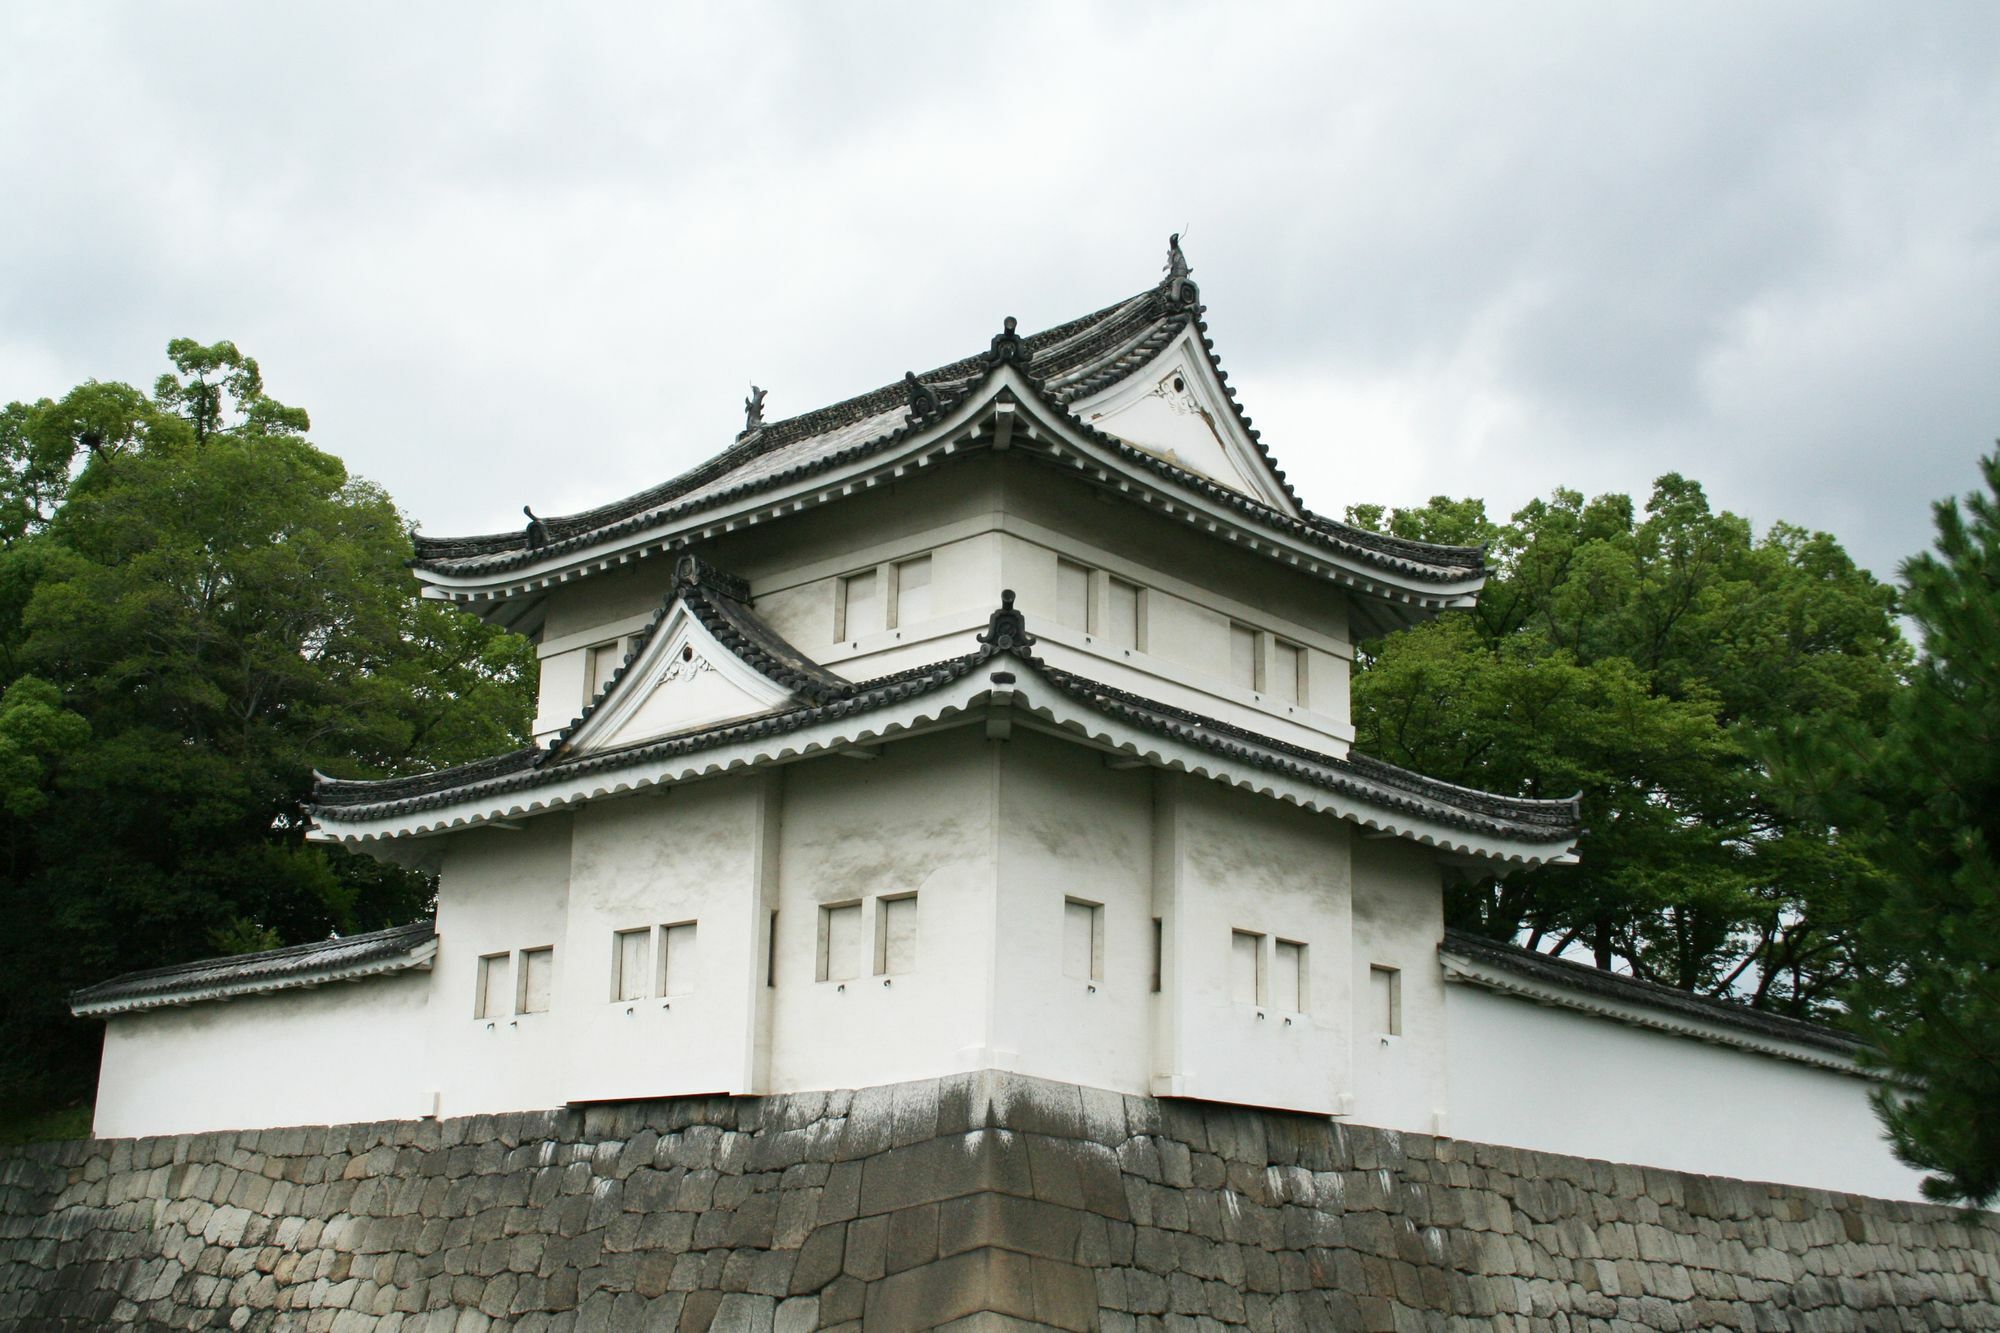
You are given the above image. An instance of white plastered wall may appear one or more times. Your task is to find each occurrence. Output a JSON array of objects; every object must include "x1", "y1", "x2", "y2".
[
  {"x1": 560, "y1": 776, "x2": 776, "y2": 1103},
  {"x1": 987, "y1": 731, "x2": 1156, "y2": 1094},
  {"x1": 1347, "y1": 838, "x2": 1449, "y2": 1134},
  {"x1": 91, "y1": 971, "x2": 433, "y2": 1137},
  {"x1": 1445, "y1": 983, "x2": 1929, "y2": 1201},
  {"x1": 1152, "y1": 772, "x2": 1354, "y2": 1114},
  {"x1": 425, "y1": 815, "x2": 575, "y2": 1117},
  {"x1": 766, "y1": 730, "x2": 998, "y2": 1092}
]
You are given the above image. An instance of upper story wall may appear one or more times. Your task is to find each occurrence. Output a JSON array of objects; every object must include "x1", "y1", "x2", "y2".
[{"x1": 527, "y1": 455, "x2": 1356, "y2": 754}]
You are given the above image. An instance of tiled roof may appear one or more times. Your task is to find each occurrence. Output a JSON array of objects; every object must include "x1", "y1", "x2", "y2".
[
  {"x1": 1438, "y1": 928, "x2": 1860, "y2": 1057},
  {"x1": 313, "y1": 601, "x2": 1579, "y2": 855},
  {"x1": 1036, "y1": 667, "x2": 1580, "y2": 844},
  {"x1": 409, "y1": 249, "x2": 1487, "y2": 592},
  {"x1": 70, "y1": 921, "x2": 437, "y2": 1016},
  {"x1": 411, "y1": 288, "x2": 1182, "y2": 573}
]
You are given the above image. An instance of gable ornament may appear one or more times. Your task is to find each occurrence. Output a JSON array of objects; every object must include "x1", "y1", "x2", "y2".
[
  {"x1": 903, "y1": 371, "x2": 941, "y2": 421},
  {"x1": 522, "y1": 506, "x2": 549, "y2": 550},
  {"x1": 977, "y1": 589, "x2": 1035, "y2": 653},
  {"x1": 741, "y1": 384, "x2": 767, "y2": 439},
  {"x1": 659, "y1": 644, "x2": 715, "y2": 685},
  {"x1": 986, "y1": 315, "x2": 1030, "y2": 368},
  {"x1": 1164, "y1": 232, "x2": 1200, "y2": 308}
]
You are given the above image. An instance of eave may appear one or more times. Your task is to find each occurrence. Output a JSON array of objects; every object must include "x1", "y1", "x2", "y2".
[
  {"x1": 311, "y1": 643, "x2": 1578, "y2": 868},
  {"x1": 414, "y1": 368, "x2": 1486, "y2": 637}
]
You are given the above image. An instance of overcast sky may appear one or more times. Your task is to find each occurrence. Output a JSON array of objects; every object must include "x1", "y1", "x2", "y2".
[{"x1": 3, "y1": 4, "x2": 1996, "y2": 584}]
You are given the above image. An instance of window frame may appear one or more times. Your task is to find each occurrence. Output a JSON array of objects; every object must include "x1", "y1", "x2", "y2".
[
  {"x1": 611, "y1": 927, "x2": 651, "y2": 1003},
  {"x1": 516, "y1": 946, "x2": 555, "y2": 1015},
  {"x1": 875, "y1": 892, "x2": 920, "y2": 977},
  {"x1": 817, "y1": 900, "x2": 863, "y2": 982},
  {"x1": 1063, "y1": 896, "x2": 1105, "y2": 982}
]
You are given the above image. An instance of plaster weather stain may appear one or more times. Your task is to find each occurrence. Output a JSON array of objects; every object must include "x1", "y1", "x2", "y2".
[
  {"x1": 1184, "y1": 818, "x2": 1325, "y2": 898},
  {"x1": 1010, "y1": 802, "x2": 1136, "y2": 863},
  {"x1": 788, "y1": 816, "x2": 976, "y2": 900}
]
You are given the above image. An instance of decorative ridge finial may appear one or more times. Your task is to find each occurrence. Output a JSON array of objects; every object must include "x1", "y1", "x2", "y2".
[
  {"x1": 740, "y1": 385, "x2": 767, "y2": 439},
  {"x1": 903, "y1": 371, "x2": 941, "y2": 421},
  {"x1": 522, "y1": 506, "x2": 549, "y2": 550},
  {"x1": 986, "y1": 315, "x2": 1029, "y2": 367},
  {"x1": 1163, "y1": 232, "x2": 1199, "y2": 308},
  {"x1": 977, "y1": 589, "x2": 1035, "y2": 653},
  {"x1": 672, "y1": 552, "x2": 751, "y2": 602}
]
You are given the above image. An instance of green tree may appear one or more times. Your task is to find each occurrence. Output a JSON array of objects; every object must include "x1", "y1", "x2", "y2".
[
  {"x1": 1350, "y1": 478, "x2": 1906, "y2": 1014},
  {"x1": 1831, "y1": 450, "x2": 2000, "y2": 1204},
  {"x1": 0, "y1": 342, "x2": 536, "y2": 1115}
]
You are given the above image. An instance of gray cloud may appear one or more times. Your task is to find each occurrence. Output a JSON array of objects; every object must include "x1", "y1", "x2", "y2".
[{"x1": 2, "y1": 2, "x2": 1995, "y2": 583}]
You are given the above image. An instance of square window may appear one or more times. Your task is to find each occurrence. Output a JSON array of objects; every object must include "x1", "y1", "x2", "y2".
[
  {"x1": 877, "y1": 894, "x2": 919, "y2": 975},
  {"x1": 892, "y1": 555, "x2": 932, "y2": 628},
  {"x1": 1371, "y1": 964, "x2": 1402, "y2": 1036},
  {"x1": 838, "y1": 569, "x2": 883, "y2": 642},
  {"x1": 585, "y1": 641, "x2": 623, "y2": 700},
  {"x1": 1064, "y1": 898, "x2": 1104, "y2": 981},
  {"x1": 1230, "y1": 929, "x2": 1264, "y2": 1005},
  {"x1": 1229, "y1": 623, "x2": 1258, "y2": 691},
  {"x1": 818, "y1": 902, "x2": 862, "y2": 982},
  {"x1": 1270, "y1": 640, "x2": 1303, "y2": 706},
  {"x1": 1275, "y1": 939, "x2": 1307, "y2": 1012},
  {"x1": 1056, "y1": 558, "x2": 1092, "y2": 631},
  {"x1": 476, "y1": 952, "x2": 511, "y2": 1020},
  {"x1": 518, "y1": 947, "x2": 554, "y2": 1015},
  {"x1": 1105, "y1": 577, "x2": 1141, "y2": 651},
  {"x1": 612, "y1": 928, "x2": 650, "y2": 1002},
  {"x1": 660, "y1": 921, "x2": 697, "y2": 997}
]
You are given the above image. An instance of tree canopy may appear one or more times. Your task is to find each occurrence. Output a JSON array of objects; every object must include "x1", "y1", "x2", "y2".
[
  {"x1": 1348, "y1": 476, "x2": 1908, "y2": 1018},
  {"x1": 0, "y1": 341, "x2": 536, "y2": 1114},
  {"x1": 1783, "y1": 450, "x2": 2000, "y2": 1205}
]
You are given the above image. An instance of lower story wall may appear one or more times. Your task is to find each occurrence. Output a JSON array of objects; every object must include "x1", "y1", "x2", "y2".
[
  {"x1": 3, "y1": 1073, "x2": 1994, "y2": 1331},
  {"x1": 1445, "y1": 985, "x2": 1927, "y2": 1202}
]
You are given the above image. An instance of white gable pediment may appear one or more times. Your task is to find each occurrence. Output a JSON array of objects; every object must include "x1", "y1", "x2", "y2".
[
  {"x1": 563, "y1": 602, "x2": 796, "y2": 756},
  {"x1": 1067, "y1": 327, "x2": 1297, "y2": 514}
]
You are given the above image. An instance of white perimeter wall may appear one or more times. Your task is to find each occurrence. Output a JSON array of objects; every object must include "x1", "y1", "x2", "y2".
[
  {"x1": 1445, "y1": 983, "x2": 1929, "y2": 1202},
  {"x1": 92, "y1": 971, "x2": 433, "y2": 1138}
]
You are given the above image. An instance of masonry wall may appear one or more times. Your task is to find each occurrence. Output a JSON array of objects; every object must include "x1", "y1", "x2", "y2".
[{"x1": 5, "y1": 1073, "x2": 1994, "y2": 1332}]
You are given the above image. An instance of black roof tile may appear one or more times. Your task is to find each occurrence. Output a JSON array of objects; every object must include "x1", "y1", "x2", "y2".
[
  {"x1": 409, "y1": 254, "x2": 1487, "y2": 592},
  {"x1": 71, "y1": 920, "x2": 436, "y2": 1013},
  {"x1": 1439, "y1": 928, "x2": 1860, "y2": 1056}
]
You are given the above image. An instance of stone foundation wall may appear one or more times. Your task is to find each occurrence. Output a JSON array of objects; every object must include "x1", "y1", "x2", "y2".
[{"x1": 2, "y1": 1074, "x2": 1995, "y2": 1331}]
